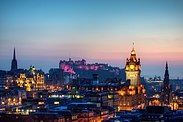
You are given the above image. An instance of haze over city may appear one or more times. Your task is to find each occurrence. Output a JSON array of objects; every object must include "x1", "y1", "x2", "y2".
[{"x1": 0, "y1": 0, "x2": 183, "y2": 78}]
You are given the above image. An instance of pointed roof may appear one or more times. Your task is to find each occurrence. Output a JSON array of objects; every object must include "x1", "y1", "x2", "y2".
[
  {"x1": 131, "y1": 47, "x2": 136, "y2": 55},
  {"x1": 130, "y1": 47, "x2": 137, "y2": 61},
  {"x1": 166, "y1": 61, "x2": 168, "y2": 70},
  {"x1": 131, "y1": 42, "x2": 136, "y2": 56},
  {"x1": 11, "y1": 47, "x2": 17, "y2": 71},
  {"x1": 125, "y1": 46, "x2": 141, "y2": 71},
  {"x1": 165, "y1": 61, "x2": 169, "y2": 77},
  {"x1": 13, "y1": 48, "x2": 16, "y2": 60}
]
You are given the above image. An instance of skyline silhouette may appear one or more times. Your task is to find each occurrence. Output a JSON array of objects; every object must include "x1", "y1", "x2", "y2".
[{"x1": 0, "y1": 0, "x2": 183, "y2": 78}]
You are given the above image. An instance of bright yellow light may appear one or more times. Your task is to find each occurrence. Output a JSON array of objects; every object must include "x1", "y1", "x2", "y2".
[
  {"x1": 16, "y1": 108, "x2": 18, "y2": 112},
  {"x1": 173, "y1": 102, "x2": 179, "y2": 110},
  {"x1": 76, "y1": 95, "x2": 81, "y2": 98},
  {"x1": 108, "y1": 95, "x2": 113, "y2": 99},
  {"x1": 125, "y1": 66, "x2": 129, "y2": 70},
  {"x1": 1, "y1": 101, "x2": 5, "y2": 105},
  {"x1": 54, "y1": 101, "x2": 59, "y2": 105},
  {"x1": 130, "y1": 65, "x2": 134, "y2": 69},
  {"x1": 26, "y1": 86, "x2": 31, "y2": 91},
  {"x1": 131, "y1": 49, "x2": 136, "y2": 55},
  {"x1": 38, "y1": 102, "x2": 44, "y2": 105}
]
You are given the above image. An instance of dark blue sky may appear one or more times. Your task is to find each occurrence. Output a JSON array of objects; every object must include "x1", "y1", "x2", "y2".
[{"x1": 0, "y1": 0, "x2": 183, "y2": 78}]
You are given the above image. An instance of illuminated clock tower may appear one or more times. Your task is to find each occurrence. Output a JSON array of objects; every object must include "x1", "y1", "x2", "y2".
[{"x1": 125, "y1": 47, "x2": 141, "y2": 86}]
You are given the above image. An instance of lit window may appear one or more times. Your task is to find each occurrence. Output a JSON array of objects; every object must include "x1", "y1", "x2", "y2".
[
  {"x1": 54, "y1": 101, "x2": 59, "y2": 105},
  {"x1": 38, "y1": 102, "x2": 44, "y2": 105}
]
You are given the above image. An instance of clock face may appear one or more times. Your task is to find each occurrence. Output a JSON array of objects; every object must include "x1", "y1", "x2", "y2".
[{"x1": 130, "y1": 65, "x2": 134, "y2": 69}]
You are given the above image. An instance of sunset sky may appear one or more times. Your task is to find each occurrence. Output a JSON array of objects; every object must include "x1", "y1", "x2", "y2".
[{"x1": 0, "y1": 0, "x2": 183, "y2": 78}]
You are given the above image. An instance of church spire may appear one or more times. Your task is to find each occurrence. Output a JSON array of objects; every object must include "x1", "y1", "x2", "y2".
[
  {"x1": 11, "y1": 48, "x2": 17, "y2": 71},
  {"x1": 164, "y1": 61, "x2": 169, "y2": 79},
  {"x1": 161, "y1": 61, "x2": 172, "y2": 105},
  {"x1": 13, "y1": 48, "x2": 16, "y2": 60}
]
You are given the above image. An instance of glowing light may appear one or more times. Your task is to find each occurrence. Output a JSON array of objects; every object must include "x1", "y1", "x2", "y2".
[
  {"x1": 38, "y1": 102, "x2": 44, "y2": 105},
  {"x1": 173, "y1": 102, "x2": 179, "y2": 110},
  {"x1": 108, "y1": 95, "x2": 113, "y2": 99},
  {"x1": 4, "y1": 86, "x2": 8, "y2": 89},
  {"x1": 50, "y1": 95, "x2": 58, "y2": 98},
  {"x1": 8, "y1": 98, "x2": 11, "y2": 102},
  {"x1": 16, "y1": 108, "x2": 18, "y2": 112},
  {"x1": 129, "y1": 85, "x2": 135, "y2": 89},
  {"x1": 130, "y1": 65, "x2": 134, "y2": 69},
  {"x1": 152, "y1": 94, "x2": 160, "y2": 98},
  {"x1": 118, "y1": 91, "x2": 125, "y2": 96},
  {"x1": 1, "y1": 101, "x2": 5, "y2": 105},
  {"x1": 54, "y1": 101, "x2": 59, "y2": 105},
  {"x1": 13, "y1": 98, "x2": 16, "y2": 102},
  {"x1": 131, "y1": 48, "x2": 136, "y2": 55},
  {"x1": 125, "y1": 66, "x2": 129, "y2": 70}
]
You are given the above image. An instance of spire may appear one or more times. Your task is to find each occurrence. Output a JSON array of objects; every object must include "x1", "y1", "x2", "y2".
[
  {"x1": 131, "y1": 42, "x2": 136, "y2": 55},
  {"x1": 166, "y1": 61, "x2": 168, "y2": 70},
  {"x1": 161, "y1": 61, "x2": 172, "y2": 105},
  {"x1": 131, "y1": 48, "x2": 136, "y2": 55},
  {"x1": 11, "y1": 48, "x2": 17, "y2": 71},
  {"x1": 164, "y1": 61, "x2": 169, "y2": 88},
  {"x1": 13, "y1": 48, "x2": 16, "y2": 60},
  {"x1": 165, "y1": 61, "x2": 169, "y2": 78}
]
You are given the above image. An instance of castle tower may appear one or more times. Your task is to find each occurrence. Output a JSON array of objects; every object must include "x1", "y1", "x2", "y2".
[
  {"x1": 161, "y1": 62, "x2": 172, "y2": 105},
  {"x1": 11, "y1": 48, "x2": 17, "y2": 71},
  {"x1": 125, "y1": 47, "x2": 141, "y2": 86}
]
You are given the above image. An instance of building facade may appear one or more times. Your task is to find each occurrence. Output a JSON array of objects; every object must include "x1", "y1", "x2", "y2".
[{"x1": 16, "y1": 66, "x2": 45, "y2": 91}]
